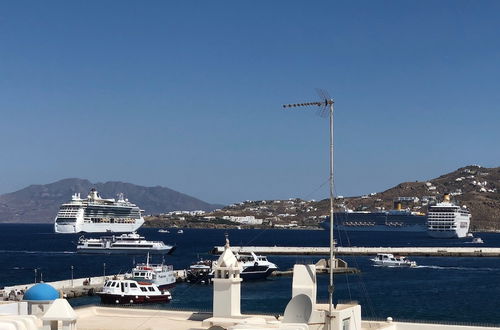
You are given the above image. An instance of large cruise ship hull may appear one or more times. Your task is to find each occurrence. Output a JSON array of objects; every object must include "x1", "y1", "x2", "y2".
[
  {"x1": 55, "y1": 220, "x2": 144, "y2": 234},
  {"x1": 428, "y1": 226, "x2": 469, "y2": 238},
  {"x1": 427, "y1": 230, "x2": 461, "y2": 239},
  {"x1": 321, "y1": 212, "x2": 427, "y2": 232}
]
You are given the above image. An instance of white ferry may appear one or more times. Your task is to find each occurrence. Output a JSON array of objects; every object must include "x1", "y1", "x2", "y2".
[
  {"x1": 130, "y1": 255, "x2": 176, "y2": 289},
  {"x1": 76, "y1": 232, "x2": 176, "y2": 254},
  {"x1": 54, "y1": 189, "x2": 145, "y2": 233},
  {"x1": 427, "y1": 193, "x2": 471, "y2": 238},
  {"x1": 98, "y1": 279, "x2": 171, "y2": 304}
]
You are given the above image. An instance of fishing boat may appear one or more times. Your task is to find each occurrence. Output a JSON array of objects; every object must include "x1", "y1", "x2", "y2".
[{"x1": 97, "y1": 279, "x2": 171, "y2": 304}]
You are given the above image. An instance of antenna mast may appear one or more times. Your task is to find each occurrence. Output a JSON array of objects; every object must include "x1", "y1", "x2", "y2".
[{"x1": 283, "y1": 90, "x2": 335, "y2": 322}]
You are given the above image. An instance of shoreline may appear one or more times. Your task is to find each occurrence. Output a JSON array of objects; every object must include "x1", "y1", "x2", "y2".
[{"x1": 3, "y1": 222, "x2": 500, "y2": 233}]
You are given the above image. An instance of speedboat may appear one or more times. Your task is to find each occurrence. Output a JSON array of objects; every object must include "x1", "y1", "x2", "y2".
[
  {"x1": 97, "y1": 279, "x2": 172, "y2": 304},
  {"x1": 130, "y1": 254, "x2": 176, "y2": 289},
  {"x1": 158, "y1": 229, "x2": 170, "y2": 233},
  {"x1": 76, "y1": 232, "x2": 176, "y2": 255},
  {"x1": 472, "y1": 237, "x2": 484, "y2": 244},
  {"x1": 236, "y1": 252, "x2": 278, "y2": 280},
  {"x1": 371, "y1": 253, "x2": 417, "y2": 267}
]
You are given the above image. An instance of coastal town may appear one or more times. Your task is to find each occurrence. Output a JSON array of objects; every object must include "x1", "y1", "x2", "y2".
[{"x1": 145, "y1": 165, "x2": 500, "y2": 231}]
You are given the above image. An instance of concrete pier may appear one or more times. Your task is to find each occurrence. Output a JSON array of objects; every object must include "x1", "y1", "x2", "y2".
[
  {"x1": 212, "y1": 246, "x2": 500, "y2": 257},
  {"x1": 2, "y1": 270, "x2": 190, "y2": 301}
]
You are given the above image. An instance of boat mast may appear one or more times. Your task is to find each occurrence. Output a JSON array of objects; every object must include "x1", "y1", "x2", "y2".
[{"x1": 283, "y1": 91, "x2": 335, "y2": 321}]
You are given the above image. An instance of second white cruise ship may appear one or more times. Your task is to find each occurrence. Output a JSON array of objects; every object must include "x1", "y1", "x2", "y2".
[
  {"x1": 54, "y1": 189, "x2": 145, "y2": 233},
  {"x1": 427, "y1": 193, "x2": 471, "y2": 238}
]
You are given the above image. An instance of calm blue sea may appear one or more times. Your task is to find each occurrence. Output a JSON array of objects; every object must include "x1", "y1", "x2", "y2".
[{"x1": 1, "y1": 224, "x2": 500, "y2": 325}]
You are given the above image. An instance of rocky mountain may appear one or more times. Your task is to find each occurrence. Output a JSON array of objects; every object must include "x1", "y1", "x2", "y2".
[{"x1": 0, "y1": 179, "x2": 221, "y2": 223}]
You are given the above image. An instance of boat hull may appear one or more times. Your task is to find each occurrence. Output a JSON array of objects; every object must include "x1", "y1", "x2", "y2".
[
  {"x1": 372, "y1": 261, "x2": 415, "y2": 267},
  {"x1": 97, "y1": 293, "x2": 171, "y2": 304},
  {"x1": 427, "y1": 230, "x2": 465, "y2": 239},
  {"x1": 241, "y1": 266, "x2": 277, "y2": 280},
  {"x1": 55, "y1": 220, "x2": 144, "y2": 234},
  {"x1": 77, "y1": 247, "x2": 175, "y2": 255},
  {"x1": 331, "y1": 224, "x2": 427, "y2": 232}
]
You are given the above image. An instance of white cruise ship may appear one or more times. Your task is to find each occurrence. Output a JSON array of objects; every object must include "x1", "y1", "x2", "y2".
[
  {"x1": 427, "y1": 193, "x2": 471, "y2": 238},
  {"x1": 54, "y1": 189, "x2": 145, "y2": 233}
]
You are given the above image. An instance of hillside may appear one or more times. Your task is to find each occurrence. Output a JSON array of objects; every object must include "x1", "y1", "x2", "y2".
[
  {"x1": 0, "y1": 178, "x2": 221, "y2": 223},
  {"x1": 329, "y1": 165, "x2": 500, "y2": 230},
  {"x1": 153, "y1": 165, "x2": 500, "y2": 231}
]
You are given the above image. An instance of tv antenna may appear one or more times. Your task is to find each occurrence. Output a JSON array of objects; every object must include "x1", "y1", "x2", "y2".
[{"x1": 283, "y1": 89, "x2": 336, "y2": 320}]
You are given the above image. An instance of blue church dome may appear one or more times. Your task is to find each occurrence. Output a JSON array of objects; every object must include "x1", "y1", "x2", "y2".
[{"x1": 23, "y1": 283, "x2": 59, "y2": 301}]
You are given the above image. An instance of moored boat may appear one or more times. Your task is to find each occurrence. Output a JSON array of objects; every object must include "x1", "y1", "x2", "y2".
[
  {"x1": 236, "y1": 252, "x2": 278, "y2": 280},
  {"x1": 130, "y1": 255, "x2": 176, "y2": 289},
  {"x1": 97, "y1": 279, "x2": 171, "y2": 304},
  {"x1": 186, "y1": 260, "x2": 214, "y2": 284}
]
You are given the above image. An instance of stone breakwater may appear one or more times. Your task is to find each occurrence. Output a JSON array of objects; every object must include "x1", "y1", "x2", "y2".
[{"x1": 212, "y1": 246, "x2": 500, "y2": 257}]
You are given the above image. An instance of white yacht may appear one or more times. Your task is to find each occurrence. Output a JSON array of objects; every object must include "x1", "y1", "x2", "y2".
[
  {"x1": 76, "y1": 232, "x2": 176, "y2": 254},
  {"x1": 236, "y1": 252, "x2": 278, "y2": 280},
  {"x1": 371, "y1": 253, "x2": 417, "y2": 267},
  {"x1": 427, "y1": 193, "x2": 471, "y2": 238},
  {"x1": 54, "y1": 189, "x2": 145, "y2": 233}
]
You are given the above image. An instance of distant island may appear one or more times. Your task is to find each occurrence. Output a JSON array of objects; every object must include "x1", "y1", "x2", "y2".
[
  {"x1": 145, "y1": 165, "x2": 500, "y2": 231},
  {"x1": 0, "y1": 178, "x2": 221, "y2": 223},
  {"x1": 0, "y1": 165, "x2": 498, "y2": 231}
]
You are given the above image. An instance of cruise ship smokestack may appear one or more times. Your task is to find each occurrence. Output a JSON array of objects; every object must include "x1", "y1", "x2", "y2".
[
  {"x1": 394, "y1": 201, "x2": 402, "y2": 210},
  {"x1": 443, "y1": 193, "x2": 451, "y2": 202}
]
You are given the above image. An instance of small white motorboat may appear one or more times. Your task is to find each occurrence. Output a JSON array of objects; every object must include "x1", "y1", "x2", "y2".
[
  {"x1": 158, "y1": 229, "x2": 170, "y2": 233},
  {"x1": 177, "y1": 229, "x2": 184, "y2": 234},
  {"x1": 371, "y1": 253, "x2": 417, "y2": 267},
  {"x1": 472, "y1": 237, "x2": 484, "y2": 244}
]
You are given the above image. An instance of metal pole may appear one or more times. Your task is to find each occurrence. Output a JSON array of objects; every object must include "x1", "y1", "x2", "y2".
[
  {"x1": 34, "y1": 269, "x2": 37, "y2": 284},
  {"x1": 328, "y1": 101, "x2": 335, "y2": 323},
  {"x1": 103, "y1": 263, "x2": 106, "y2": 281},
  {"x1": 71, "y1": 265, "x2": 74, "y2": 288}
]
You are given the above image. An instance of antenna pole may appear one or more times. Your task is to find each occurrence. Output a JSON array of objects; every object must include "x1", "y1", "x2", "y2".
[
  {"x1": 283, "y1": 92, "x2": 335, "y2": 326},
  {"x1": 328, "y1": 100, "x2": 335, "y2": 322}
]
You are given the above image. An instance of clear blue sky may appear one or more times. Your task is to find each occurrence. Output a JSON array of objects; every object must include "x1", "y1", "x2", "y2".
[{"x1": 0, "y1": 1, "x2": 498, "y2": 204}]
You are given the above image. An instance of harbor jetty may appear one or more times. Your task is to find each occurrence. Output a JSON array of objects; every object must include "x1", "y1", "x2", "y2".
[
  {"x1": 2, "y1": 270, "x2": 189, "y2": 301},
  {"x1": 212, "y1": 246, "x2": 500, "y2": 257}
]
